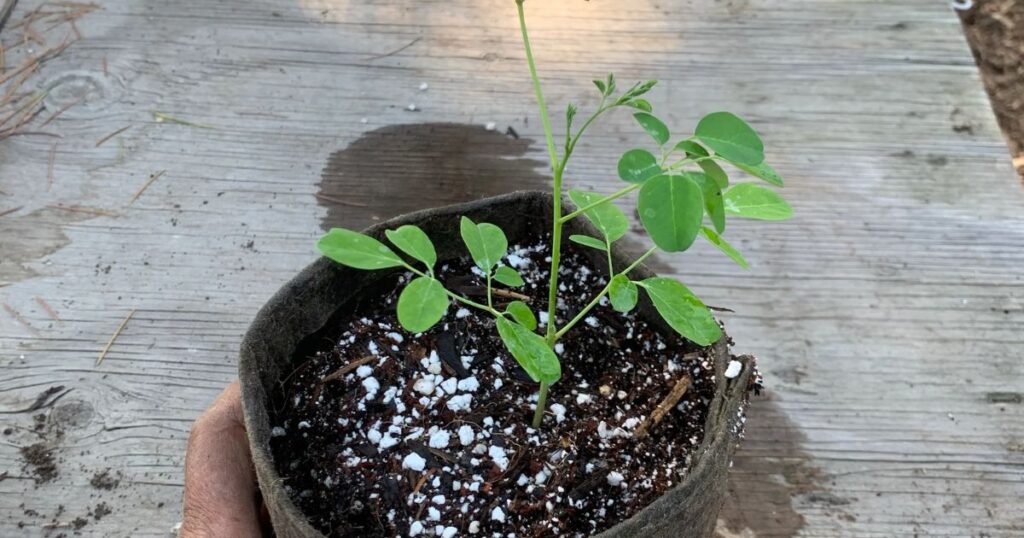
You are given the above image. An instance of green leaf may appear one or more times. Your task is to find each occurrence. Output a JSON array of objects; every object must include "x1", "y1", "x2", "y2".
[
  {"x1": 698, "y1": 159, "x2": 729, "y2": 190},
  {"x1": 633, "y1": 112, "x2": 670, "y2": 146},
  {"x1": 638, "y1": 277, "x2": 721, "y2": 346},
  {"x1": 699, "y1": 226, "x2": 749, "y2": 269},
  {"x1": 493, "y1": 266, "x2": 525, "y2": 288},
  {"x1": 495, "y1": 317, "x2": 561, "y2": 384},
  {"x1": 637, "y1": 174, "x2": 704, "y2": 252},
  {"x1": 317, "y1": 228, "x2": 404, "y2": 270},
  {"x1": 568, "y1": 189, "x2": 628, "y2": 242},
  {"x1": 695, "y1": 112, "x2": 764, "y2": 166},
  {"x1": 723, "y1": 183, "x2": 793, "y2": 221},
  {"x1": 569, "y1": 234, "x2": 608, "y2": 251},
  {"x1": 593, "y1": 79, "x2": 606, "y2": 95},
  {"x1": 605, "y1": 73, "x2": 616, "y2": 95},
  {"x1": 608, "y1": 275, "x2": 638, "y2": 313},
  {"x1": 566, "y1": 103, "x2": 578, "y2": 128},
  {"x1": 460, "y1": 217, "x2": 508, "y2": 271},
  {"x1": 690, "y1": 172, "x2": 726, "y2": 234},
  {"x1": 397, "y1": 276, "x2": 449, "y2": 333},
  {"x1": 619, "y1": 79, "x2": 657, "y2": 102},
  {"x1": 505, "y1": 301, "x2": 537, "y2": 331},
  {"x1": 674, "y1": 140, "x2": 709, "y2": 158},
  {"x1": 733, "y1": 161, "x2": 784, "y2": 187},
  {"x1": 617, "y1": 149, "x2": 661, "y2": 184},
  {"x1": 385, "y1": 225, "x2": 437, "y2": 268},
  {"x1": 627, "y1": 99, "x2": 652, "y2": 113}
]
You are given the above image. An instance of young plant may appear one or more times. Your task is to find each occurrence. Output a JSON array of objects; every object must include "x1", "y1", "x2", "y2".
[{"x1": 316, "y1": 0, "x2": 792, "y2": 429}]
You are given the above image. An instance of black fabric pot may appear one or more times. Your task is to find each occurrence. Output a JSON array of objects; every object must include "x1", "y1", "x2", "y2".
[{"x1": 239, "y1": 191, "x2": 755, "y2": 538}]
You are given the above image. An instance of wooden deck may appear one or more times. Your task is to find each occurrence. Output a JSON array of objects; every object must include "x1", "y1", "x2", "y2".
[{"x1": 2, "y1": 0, "x2": 1022, "y2": 536}]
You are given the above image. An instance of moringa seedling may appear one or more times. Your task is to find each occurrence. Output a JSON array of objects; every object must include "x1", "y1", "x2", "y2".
[{"x1": 316, "y1": 0, "x2": 792, "y2": 429}]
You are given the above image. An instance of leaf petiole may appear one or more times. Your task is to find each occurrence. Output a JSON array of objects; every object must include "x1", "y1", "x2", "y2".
[
  {"x1": 554, "y1": 247, "x2": 657, "y2": 339},
  {"x1": 560, "y1": 183, "x2": 640, "y2": 224}
]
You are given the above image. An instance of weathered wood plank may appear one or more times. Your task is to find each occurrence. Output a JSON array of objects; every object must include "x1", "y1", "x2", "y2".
[{"x1": 1, "y1": 0, "x2": 1022, "y2": 536}]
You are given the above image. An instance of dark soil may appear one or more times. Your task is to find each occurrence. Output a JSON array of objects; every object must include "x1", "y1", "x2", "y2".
[
  {"x1": 270, "y1": 239, "x2": 753, "y2": 537},
  {"x1": 959, "y1": 0, "x2": 1024, "y2": 179},
  {"x1": 20, "y1": 442, "x2": 58, "y2": 483}
]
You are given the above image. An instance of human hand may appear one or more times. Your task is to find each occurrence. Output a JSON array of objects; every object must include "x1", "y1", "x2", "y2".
[{"x1": 181, "y1": 380, "x2": 264, "y2": 537}]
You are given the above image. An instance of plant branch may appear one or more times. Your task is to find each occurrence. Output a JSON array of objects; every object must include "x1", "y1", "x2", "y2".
[
  {"x1": 403, "y1": 263, "x2": 499, "y2": 317},
  {"x1": 554, "y1": 247, "x2": 657, "y2": 339},
  {"x1": 560, "y1": 183, "x2": 640, "y2": 223}
]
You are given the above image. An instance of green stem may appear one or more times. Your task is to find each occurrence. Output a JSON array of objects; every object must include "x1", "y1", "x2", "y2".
[
  {"x1": 403, "y1": 264, "x2": 498, "y2": 316},
  {"x1": 560, "y1": 183, "x2": 641, "y2": 223},
  {"x1": 532, "y1": 381, "x2": 549, "y2": 428},
  {"x1": 516, "y1": 0, "x2": 564, "y2": 348},
  {"x1": 554, "y1": 247, "x2": 657, "y2": 339},
  {"x1": 486, "y1": 271, "x2": 493, "y2": 309}
]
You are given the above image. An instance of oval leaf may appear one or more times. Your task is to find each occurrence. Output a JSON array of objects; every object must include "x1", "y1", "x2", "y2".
[
  {"x1": 460, "y1": 216, "x2": 508, "y2": 271},
  {"x1": 628, "y1": 99, "x2": 652, "y2": 113},
  {"x1": 608, "y1": 275, "x2": 638, "y2": 313},
  {"x1": 317, "y1": 228, "x2": 404, "y2": 270},
  {"x1": 695, "y1": 112, "x2": 764, "y2": 166},
  {"x1": 699, "y1": 227, "x2": 749, "y2": 269},
  {"x1": 397, "y1": 276, "x2": 449, "y2": 333},
  {"x1": 733, "y1": 161, "x2": 784, "y2": 187},
  {"x1": 674, "y1": 140, "x2": 709, "y2": 158},
  {"x1": 637, "y1": 174, "x2": 704, "y2": 252},
  {"x1": 495, "y1": 317, "x2": 561, "y2": 384},
  {"x1": 385, "y1": 225, "x2": 437, "y2": 268},
  {"x1": 690, "y1": 172, "x2": 726, "y2": 234},
  {"x1": 569, "y1": 234, "x2": 607, "y2": 251},
  {"x1": 505, "y1": 301, "x2": 537, "y2": 331},
  {"x1": 638, "y1": 277, "x2": 721, "y2": 346},
  {"x1": 493, "y1": 266, "x2": 525, "y2": 288},
  {"x1": 633, "y1": 112, "x2": 670, "y2": 146},
  {"x1": 699, "y1": 159, "x2": 729, "y2": 190},
  {"x1": 617, "y1": 149, "x2": 661, "y2": 183},
  {"x1": 723, "y1": 183, "x2": 793, "y2": 221},
  {"x1": 568, "y1": 189, "x2": 629, "y2": 242}
]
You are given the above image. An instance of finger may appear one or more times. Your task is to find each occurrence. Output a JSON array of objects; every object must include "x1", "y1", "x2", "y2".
[{"x1": 181, "y1": 380, "x2": 262, "y2": 538}]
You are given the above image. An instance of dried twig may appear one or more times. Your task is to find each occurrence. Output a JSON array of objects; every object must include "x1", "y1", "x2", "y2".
[
  {"x1": 0, "y1": 205, "x2": 22, "y2": 218},
  {"x1": 366, "y1": 36, "x2": 421, "y2": 60},
  {"x1": 94, "y1": 125, "x2": 130, "y2": 147},
  {"x1": 128, "y1": 170, "x2": 165, "y2": 204},
  {"x1": 634, "y1": 375, "x2": 691, "y2": 438},
  {"x1": 46, "y1": 204, "x2": 118, "y2": 217},
  {"x1": 322, "y1": 355, "x2": 376, "y2": 383},
  {"x1": 39, "y1": 92, "x2": 87, "y2": 128},
  {"x1": 491, "y1": 288, "x2": 531, "y2": 302},
  {"x1": 411, "y1": 468, "x2": 435, "y2": 494},
  {"x1": 2, "y1": 303, "x2": 39, "y2": 335},
  {"x1": 96, "y1": 309, "x2": 136, "y2": 367},
  {"x1": 314, "y1": 192, "x2": 368, "y2": 208},
  {"x1": 33, "y1": 296, "x2": 61, "y2": 322}
]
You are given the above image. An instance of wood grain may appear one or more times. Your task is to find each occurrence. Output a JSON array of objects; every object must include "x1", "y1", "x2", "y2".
[{"x1": 1, "y1": 0, "x2": 1022, "y2": 536}]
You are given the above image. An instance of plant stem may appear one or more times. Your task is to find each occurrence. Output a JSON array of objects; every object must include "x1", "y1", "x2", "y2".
[
  {"x1": 554, "y1": 247, "x2": 657, "y2": 339},
  {"x1": 515, "y1": 0, "x2": 564, "y2": 348},
  {"x1": 532, "y1": 381, "x2": 549, "y2": 428},
  {"x1": 560, "y1": 183, "x2": 641, "y2": 223},
  {"x1": 403, "y1": 264, "x2": 499, "y2": 317},
  {"x1": 486, "y1": 271, "x2": 493, "y2": 309}
]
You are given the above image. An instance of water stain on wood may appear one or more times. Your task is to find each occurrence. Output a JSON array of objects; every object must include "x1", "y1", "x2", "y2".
[
  {"x1": 0, "y1": 208, "x2": 90, "y2": 286},
  {"x1": 317, "y1": 122, "x2": 669, "y2": 273},
  {"x1": 716, "y1": 395, "x2": 820, "y2": 538},
  {"x1": 317, "y1": 123, "x2": 549, "y2": 231}
]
